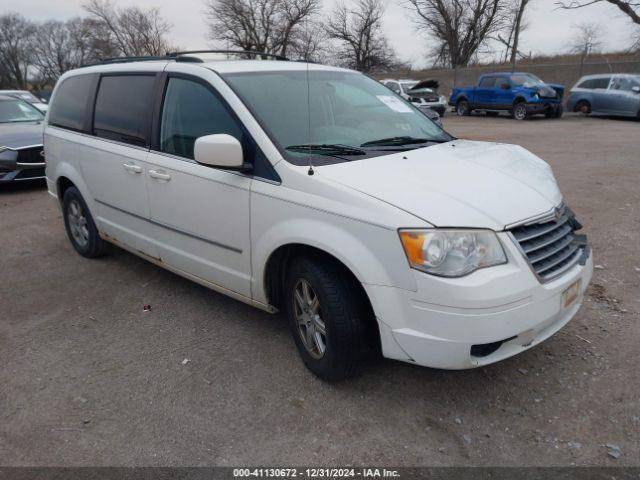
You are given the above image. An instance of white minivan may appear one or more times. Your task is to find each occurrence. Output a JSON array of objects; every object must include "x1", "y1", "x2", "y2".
[{"x1": 44, "y1": 52, "x2": 593, "y2": 381}]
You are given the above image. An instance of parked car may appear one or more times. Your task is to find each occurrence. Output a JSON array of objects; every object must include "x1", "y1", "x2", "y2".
[
  {"x1": 45, "y1": 53, "x2": 592, "y2": 381},
  {"x1": 381, "y1": 79, "x2": 448, "y2": 116},
  {"x1": 567, "y1": 74, "x2": 640, "y2": 118},
  {"x1": 0, "y1": 90, "x2": 49, "y2": 112},
  {"x1": 450, "y1": 73, "x2": 564, "y2": 120},
  {"x1": 420, "y1": 106, "x2": 442, "y2": 127},
  {"x1": 0, "y1": 95, "x2": 46, "y2": 183}
]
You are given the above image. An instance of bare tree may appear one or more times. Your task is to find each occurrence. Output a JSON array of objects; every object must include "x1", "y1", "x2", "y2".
[
  {"x1": 495, "y1": 0, "x2": 532, "y2": 68},
  {"x1": 569, "y1": 22, "x2": 603, "y2": 76},
  {"x1": 557, "y1": 0, "x2": 639, "y2": 25},
  {"x1": 29, "y1": 18, "x2": 99, "y2": 85},
  {"x1": 325, "y1": 0, "x2": 398, "y2": 72},
  {"x1": 83, "y1": 0, "x2": 172, "y2": 57},
  {"x1": 204, "y1": 0, "x2": 321, "y2": 58},
  {"x1": 0, "y1": 13, "x2": 35, "y2": 89},
  {"x1": 406, "y1": 0, "x2": 505, "y2": 68}
]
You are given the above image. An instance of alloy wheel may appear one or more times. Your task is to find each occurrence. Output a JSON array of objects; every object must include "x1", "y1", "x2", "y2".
[
  {"x1": 293, "y1": 279, "x2": 326, "y2": 360},
  {"x1": 513, "y1": 104, "x2": 527, "y2": 120},
  {"x1": 67, "y1": 199, "x2": 90, "y2": 247}
]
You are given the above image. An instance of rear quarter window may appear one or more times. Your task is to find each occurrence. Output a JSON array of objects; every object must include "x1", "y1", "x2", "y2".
[
  {"x1": 93, "y1": 75, "x2": 156, "y2": 147},
  {"x1": 48, "y1": 74, "x2": 95, "y2": 132}
]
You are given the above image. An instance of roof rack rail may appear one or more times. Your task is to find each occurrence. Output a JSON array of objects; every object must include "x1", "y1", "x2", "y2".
[
  {"x1": 81, "y1": 49, "x2": 289, "y2": 68},
  {"x1": 167, "y1": 50, "x2": 289, "y2": 62},
  {"x1": 87, "y1": 56, "x2": 170, "y2": 66}
]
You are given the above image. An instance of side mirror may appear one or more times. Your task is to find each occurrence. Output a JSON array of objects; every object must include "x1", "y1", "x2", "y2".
[
  {"x1": 632, "y1": 86, "x2": 640, "y2": 94},
  {"x1": 500, "y1": 83, "x2": 510, "y2": 90},
  {"x1": 194, "y1": 134, "x2": 250, "y2": 171}
]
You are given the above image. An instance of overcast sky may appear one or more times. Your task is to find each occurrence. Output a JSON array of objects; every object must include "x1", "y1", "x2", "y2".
[{"x1": 8, "y1": 0, "x2": 635, "y2": 68}]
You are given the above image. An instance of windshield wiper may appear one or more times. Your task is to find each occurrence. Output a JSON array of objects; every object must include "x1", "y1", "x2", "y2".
[
  {"x1": 286, "y1": 144, "x2": 367, "y2": 156},
  {"x1": 361, "y1": 136, "x2": 450, "y2": 148}
]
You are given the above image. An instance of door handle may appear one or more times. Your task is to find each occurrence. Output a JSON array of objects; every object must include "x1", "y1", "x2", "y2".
[
  {"x1": 123, "y1": 163, "x2": 143, "y2": 174},
  {"x1": 149, "y1": 169, "x2": 171, "y2": 181}
]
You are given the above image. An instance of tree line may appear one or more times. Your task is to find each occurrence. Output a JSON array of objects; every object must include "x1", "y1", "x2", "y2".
[{"x1": 1, "y1": 0, "x2": 638, "y2": 90}]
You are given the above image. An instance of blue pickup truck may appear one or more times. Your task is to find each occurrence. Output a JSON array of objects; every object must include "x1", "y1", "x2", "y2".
[{"x1": 450, "y1": 72, "x2": 565, "y2": 120}]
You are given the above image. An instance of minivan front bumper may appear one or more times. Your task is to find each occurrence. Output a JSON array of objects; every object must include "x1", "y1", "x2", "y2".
[{"x1": 366, "y1": 232, "x2": 593, "y2": 369}]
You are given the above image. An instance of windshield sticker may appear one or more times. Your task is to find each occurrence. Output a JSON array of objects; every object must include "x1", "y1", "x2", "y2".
[{"x1": 377, "y1": 95, "x2": 413, "y2": 113}]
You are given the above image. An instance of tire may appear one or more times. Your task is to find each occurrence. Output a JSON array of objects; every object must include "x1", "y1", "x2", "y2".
[
  {"x1": 512, "y1": 101, "x2": 528, "y2": 120},
  {"x1": 284, "y1": 256, "x2": 368, "y2": 381},
  {"x1": 62, "y1": 186, "x2": 109, "y2": 258},
  {"x1": 455, "y1": 99, "x2": 471, "y2": 116},
  {"x1": 574, "y1": 100, "x2": 591, "y2": 115},
  {"x1": 554, "y1": 105, "x2": 564, "y2": 118}
]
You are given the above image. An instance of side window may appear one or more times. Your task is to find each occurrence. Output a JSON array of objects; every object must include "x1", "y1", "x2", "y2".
[
  {"x1": 495, "y1": 76, "x2": 510, "y2": 88},
  {"x1": 479, "y1": 77, "x2": 496, "y2": 88},
  {"x1": 93, "y1": 75, "x2": 156, "y2": 147},
  {"x1": 611, "y1": 77, "x2": 636, "y2": 91},
  {"x1": 386, "y1": 82, "x2": 401, "y2": 94},
  {"x1": 594, "y1": 77, "x2": 611, "y2": 89},
  {"x1": 48, "y1": 74, "x2": 94, "y2": 132},
  {"x1": 159, "y1": 77, "x2": 243, "y2": 160}
]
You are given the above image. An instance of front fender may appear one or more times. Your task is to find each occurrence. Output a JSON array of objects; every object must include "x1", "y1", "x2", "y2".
[{"x1": 250, "y1": 200, "x2": 417, "y2": 305}]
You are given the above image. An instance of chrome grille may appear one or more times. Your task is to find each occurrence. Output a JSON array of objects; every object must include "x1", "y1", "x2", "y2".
[{"x1": 510, "y1": 207, "x2": 585, "y2": 282}]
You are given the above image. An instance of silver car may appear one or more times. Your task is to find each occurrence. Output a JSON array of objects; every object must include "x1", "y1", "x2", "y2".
[{"x1": 567, "y1": 74, "x2": 640, "y2": 118}]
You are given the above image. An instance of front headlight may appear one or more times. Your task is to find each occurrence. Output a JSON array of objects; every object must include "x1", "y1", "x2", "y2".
[
  {"x1": 399, "y1": 229, "x2": 507, "y2": 277},
  {"x1": 439, "y1": 95, "x2": 447, "y2": 104}
]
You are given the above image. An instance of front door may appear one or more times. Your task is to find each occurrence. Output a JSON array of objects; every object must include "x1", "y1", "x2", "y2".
[{"x1": 145, "y1": 74, "x2": 252, "y2": 297}]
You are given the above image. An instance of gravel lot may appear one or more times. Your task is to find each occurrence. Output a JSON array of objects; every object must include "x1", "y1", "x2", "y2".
[{"x1": 1, "y1": 114, "x2": 638, "y2": 467}]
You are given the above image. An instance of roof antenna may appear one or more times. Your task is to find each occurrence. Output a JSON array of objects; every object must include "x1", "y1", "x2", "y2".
[{"x1": 305, "y1": 16, "x2": 314, "y2": 176}]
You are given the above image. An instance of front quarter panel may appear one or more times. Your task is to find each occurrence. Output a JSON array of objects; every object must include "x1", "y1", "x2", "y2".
[{"x1": 249, "y1": 164, "x2": 426, "y2": 305}]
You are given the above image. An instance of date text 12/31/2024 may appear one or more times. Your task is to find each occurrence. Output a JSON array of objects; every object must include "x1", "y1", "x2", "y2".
[{"x1": 233, "y1": 468, "x2": 401, "y2": 478}]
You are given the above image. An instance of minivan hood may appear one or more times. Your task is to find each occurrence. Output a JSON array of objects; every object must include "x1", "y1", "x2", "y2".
[{"x1": 319, "y1": 140, "x2": 562, "y2": 230}]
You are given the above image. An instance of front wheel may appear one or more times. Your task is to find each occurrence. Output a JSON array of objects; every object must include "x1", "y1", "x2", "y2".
[
  {"x1": 574, "y1": 100, "x2": 591, "y2": 115},
  {"x1": 512, "y1": 102, "x2": 528, "y2": 120},
  {"x1": 284, "y1": 256, "x2": 368, "y2": 381}
]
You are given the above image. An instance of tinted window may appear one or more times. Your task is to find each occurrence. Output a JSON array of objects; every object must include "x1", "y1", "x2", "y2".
[
  {"x1": 578, "y1": 78, "x2": 611, "y2": 89},
  {"x1": 93, "y1": 75, "x2": 156, "y2": 147},
  {"x1": 49, "y1": 74, "x2": 94, "y2": 132},
  {"x1": 160, "y1": 77, "x2": 242, "y2": 160},
  {"x1": 479, "y1": 77, "x2": 496, "y2": 88}
]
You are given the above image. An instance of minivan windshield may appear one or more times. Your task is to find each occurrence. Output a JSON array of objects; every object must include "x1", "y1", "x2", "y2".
[
  {"x1": 0, "y1": 98, "x2": 45, "y2": 123},
  {"x1": 223, "y1": 70, "x2": 452, "y2": 165}
]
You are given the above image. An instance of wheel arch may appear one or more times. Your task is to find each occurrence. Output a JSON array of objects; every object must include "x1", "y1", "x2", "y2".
[
  {"x1": 263, "y1": 243, "x2": 382, "y2": 353},
  {"x1": 512, "y1": 96, "x2": 527, "y2": 106}
]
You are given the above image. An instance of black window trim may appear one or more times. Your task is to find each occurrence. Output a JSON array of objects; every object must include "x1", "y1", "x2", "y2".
[
  {"x1": 150, "y1": 71, "x2": 280, "y2": 183},
  {"x1": 91, "y1": 71, "x2": 159, "y2": 149}
]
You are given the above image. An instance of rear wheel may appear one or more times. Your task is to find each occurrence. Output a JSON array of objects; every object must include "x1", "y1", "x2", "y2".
[
  {"x1": 62, "y1": 186, "x2": 109, "y2": 258},
  {"x1": 284, "y1": 256, "x2": 368, "y2": 381},
  {"x1": 512, "y1": 101, "x2": 528, "y2": 120},
  {"x1": 574, "y1": 100, "x2": 591, "y2": 115},
  {"x1": 456, "y1": 99, "x2": 471, "y2": 116}
]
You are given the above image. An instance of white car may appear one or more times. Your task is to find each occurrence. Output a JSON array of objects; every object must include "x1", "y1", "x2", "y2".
[
  {"x1": 380, "y1": 79, "x2": 448, "y2": 116},
  {"x1": 44, "y1": 52, "x2": 593, "y2": 381},
  {"x1": 0, "y1": 90, "x2": 49, "y2": 112}
]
